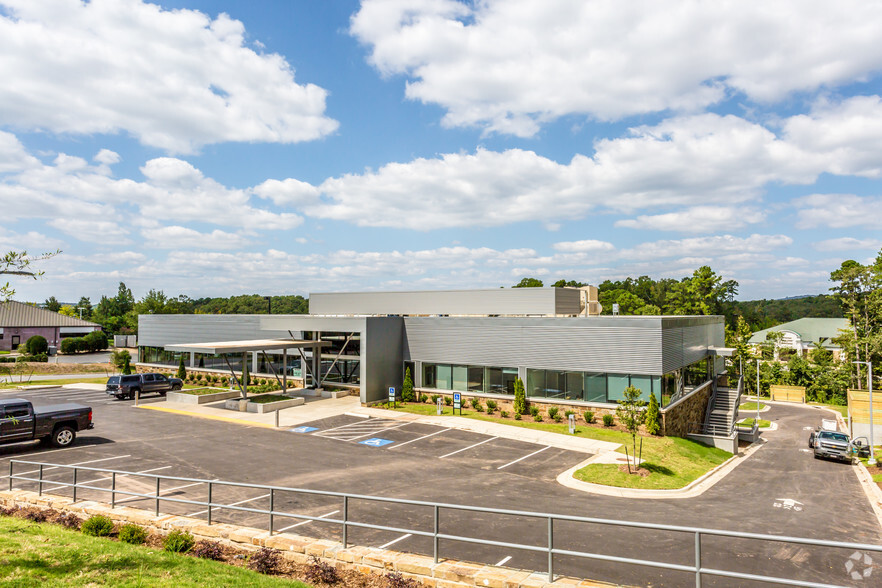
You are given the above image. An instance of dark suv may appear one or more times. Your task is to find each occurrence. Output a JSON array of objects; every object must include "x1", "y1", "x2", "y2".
[{"x1": 106, "y1": 373, "x2": 182, "y2": 400}]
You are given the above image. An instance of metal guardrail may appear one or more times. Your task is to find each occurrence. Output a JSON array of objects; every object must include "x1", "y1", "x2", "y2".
[{"x1": 7, "y1": 459, "x2": 882, "y2": 587}]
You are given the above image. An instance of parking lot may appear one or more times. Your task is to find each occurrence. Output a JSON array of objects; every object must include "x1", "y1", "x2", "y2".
[{"x1": 2, "y1": 384, "x2": 881, "y2": 586}]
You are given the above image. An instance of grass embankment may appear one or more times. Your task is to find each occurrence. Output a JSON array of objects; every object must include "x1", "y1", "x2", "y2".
[
  {"x1": 737, "y1": 418, "x2": 771, "y2": 428},
  {"x1": 808, "y1": 402, "x2": 848, "y2": 418},
  {"x1": 0, "y1": 516, "x2": 306, "y2": 587},
  {"x1": 385, "y1": 404, "x2": 732, "y2": 490},
  {"x1": 738, "y1": 402, "x2": 766, "y2": 411},
  {"x1": 0, "y1": 377, "x2": 108, "y2": 391}
]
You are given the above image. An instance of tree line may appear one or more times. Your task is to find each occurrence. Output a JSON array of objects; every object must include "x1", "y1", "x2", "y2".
[{"x1": 43, "y1": 283, "x2": 308, "y2": 335}]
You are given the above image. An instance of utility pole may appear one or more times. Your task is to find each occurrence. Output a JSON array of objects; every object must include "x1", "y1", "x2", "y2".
[{"x1": 854, "y1": 361, "x2": 876, "y2": 466}]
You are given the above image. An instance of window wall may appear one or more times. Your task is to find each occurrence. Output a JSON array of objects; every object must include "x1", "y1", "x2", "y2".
[
  {"x1": 139, "y1": 346, "x2": 181, "y2": 366},
  {"x1": 422, "y1": 363, "x2": 518, "y2": 395}
]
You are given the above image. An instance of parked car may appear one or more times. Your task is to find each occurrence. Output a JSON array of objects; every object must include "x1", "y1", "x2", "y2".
[
  {"x1": 106, "y1": 373, "x2": 182, "y2": 400},
  {"x1": 811, "y1": 430, "x2": 854, "y2": 462},
  {"x1": 0, "y1": 398, "x2": 93, "y2": 448}
]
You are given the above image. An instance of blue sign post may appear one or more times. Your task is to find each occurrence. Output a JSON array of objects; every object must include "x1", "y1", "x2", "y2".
[
  {"x1": 388, "y1": 386, "x2": 396, "y2": 408},
  {"x1": 453, "y1": 392, "x2": 461, "y2": 415}
]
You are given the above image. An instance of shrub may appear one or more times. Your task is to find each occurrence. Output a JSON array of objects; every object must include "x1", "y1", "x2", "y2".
[
  {"x1": 529, "y1": 406, "x2": 540, "y2": 418},
  {"x1": 176, "y1": 355, "x2": 187, "y2": 380},
  {"x1": 402, "y1": 367, "x2": 415, "y2": 402},
  {"x1": 602, "y1": 414, "x2": 615, "y2": 427},
  {"x1": 20, "y1": 507, "x2": 50, "y2": 523},
  {"x1": 514, "y1": 412, "x2": 521, "y2": 420},
  {"x1": 55, "y1": 512, "x2": 81, "y2": 530},
  {"x1": 81, "y1": 515, "x2": 114, "y2": 537},
  {"x1": 304, "y1": 555, "x2": 338, "y2": 583},
  {"x1": 553, "y1": 412, "x2": 563, "y2": 422},
  {"x1": 645, "y1": 392, "x2": 661, "y2": 435},
  {"x1": 500, "y1": 410, "x2": 509, "y2": 418},
  {"x1": 419, "y1": 393, "x2": 429, "y2": 403},
  {"x1": 584, "y1": 411, "x2": 595, "y2": 424},
  {"x1": 431, "y1": 394, "x2": 441, "y2": 404},
  {"x1": 60, "y1": 337, "x2": 81, "y2": 354},
  {"x1": 386, "y1": 571, "x2": 420, "y2": 588},
  {"x1": 83, "y1": 330, "x2": 108, "y2": 352},
  {"x1": 444, "y1": 396, "x2": 452, "y2": 406},
  {"x1": 564, "y1": 410, "x2": 575, "y2": 418},
  {"x1": 533, "y1": 413, "x2": 543, "y2": 422},
  {"x1": 122, "y1": 354, "x2": 132, "y2": 375},
  {"x1": 547, "y1": 406, "x2": 559, "y2": 420},
  {"x1": 192, "y1": 540, "x2": 225, "y2": 561},
  {"x1": 513, "y1": 378, "x2": 527, "y2": 415},
  {"x1": 25, "y1": 335, "x2": 48, "y2": 355},
  {"x1": 163, "y1": 529, "x2": 195, "y2": 553},
  {"x1": 471, "y1": 398, "x2": 483, "y2": 412},
  {"x1": 111, "y1": 349, "x2": 131, "y2": 369},
  {"x1": 248, "y1": 547, "x2": 282, "y2": 575},
  {"x1": 485, "y1": 399, "x2": 497, "y2": 413},
  {"x1": 119, "y1": 523, "x2": 148, "y2": 545}
]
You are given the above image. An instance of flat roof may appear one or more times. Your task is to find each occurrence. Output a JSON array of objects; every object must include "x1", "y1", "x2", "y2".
[{"x1": 165, "y1": 339, "x2": 329, "y2": 354}]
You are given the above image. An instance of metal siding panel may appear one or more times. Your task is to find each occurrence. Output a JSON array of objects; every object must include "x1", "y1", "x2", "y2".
[
  {"x1": 363, "y1": 317, "x2": 404, "y2": 403},
  {"x1": 138, "y1": 315, "x2": 292, "y2": 347},
  {"x1": 403, "y1": 317, "x2": 665, "y2": 374},
  {"x1": 309, "y1": 289, "x2": 563, "y2": 316}
]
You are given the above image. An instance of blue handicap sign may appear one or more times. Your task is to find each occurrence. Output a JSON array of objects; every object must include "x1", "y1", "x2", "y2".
[
  {"x1": 289, "y1": 426, "x2": 318, "y2": 433},
  {"x1": 453, "y1": 392, "x2": 461, "y2": 402},
  {"x1": 360, "y1": 438, "x2": 394, "y2": 447}
]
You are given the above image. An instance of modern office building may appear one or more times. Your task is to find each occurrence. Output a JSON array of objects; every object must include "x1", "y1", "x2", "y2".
[{"x1": 139, "y1": 288, "x2": 725, "y2": 415}]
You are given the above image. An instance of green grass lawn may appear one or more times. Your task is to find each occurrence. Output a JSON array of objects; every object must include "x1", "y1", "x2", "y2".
[
  {"x1": 0, "y1": 516, "x2": 308, "y2": 587},
  {"x1": 738, "y1": 402, "x2": 766, "y2": 411},
  {"x1": 807, "y1": 402, "x2": 848, "y2": 418},
  {"x1": 737, "y1": 418, "x2": 771, "y2": 428},
  {"x1": 0, "y1": 377, "x2": 108, "y2": 391},
  {"x1": 247, "y1": 394, "x2": 291, "y2": 404},
  {"x1": 385, "y1": 403, "x2": 732, "y2": 489}
]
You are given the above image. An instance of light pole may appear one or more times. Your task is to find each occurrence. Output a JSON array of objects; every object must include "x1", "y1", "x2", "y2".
[
  {"x1": 854, "y1": 361, "x2": 876, "y2": 466},
  {"x1": 755, "y1": 357, "x2": 761, "y2": 425}
]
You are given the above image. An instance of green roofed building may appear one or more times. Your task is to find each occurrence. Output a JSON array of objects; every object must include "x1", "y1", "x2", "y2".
[{"x1": 748, "y1": 318, "x2": 851, "y2": 360}]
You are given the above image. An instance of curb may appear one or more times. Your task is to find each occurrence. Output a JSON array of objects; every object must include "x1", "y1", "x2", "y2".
[
  {"x1": 556, "y1": 437, "x2": 767, "y2": 499},
  {"x1": 136, "y1": 404, "x2": 276, "y2": 429}
]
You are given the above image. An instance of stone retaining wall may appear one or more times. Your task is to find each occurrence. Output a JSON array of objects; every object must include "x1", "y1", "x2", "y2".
[
  {"x1": 660, "y1": 383, "x2": 712, "y2": 437},
  {"x1": 0, "y1": 490, "x2": 617, "y2": 588}
]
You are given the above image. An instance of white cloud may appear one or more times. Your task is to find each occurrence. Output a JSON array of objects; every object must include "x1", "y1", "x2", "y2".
[
  {"x1": 0, "y1": 0, "x2": 338, "y2": 152},
  {"x1": 812, "y1": 237, "x2": 882, "y2": 251},
  {"x1": 619, "y1": 234, "x2": 793, "y2": 260},
  {"x1": 352, "y1": 0, "x2": 882, "y2": 135},
  {"x1": 552, "y1": 240, "x2": 615, "y2": 253},
  {"x1": 142, "y1": 226, "x2": 251, "y2": 250},
  {"x1": 615, "y1": 206, "x2": 765, "y2": 233},
  {"x1": 794, "y1": 193, "x2": 882, "y2": 229}
]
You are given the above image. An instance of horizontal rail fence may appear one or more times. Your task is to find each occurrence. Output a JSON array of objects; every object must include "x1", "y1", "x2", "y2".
[{"x1": 7, "y1": 459, "x2": 882, "y2": 587}]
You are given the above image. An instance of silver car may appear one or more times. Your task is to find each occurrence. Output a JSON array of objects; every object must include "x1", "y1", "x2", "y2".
[{"x1": 811, "y1": 430, "x2": 852, "y2": 463}]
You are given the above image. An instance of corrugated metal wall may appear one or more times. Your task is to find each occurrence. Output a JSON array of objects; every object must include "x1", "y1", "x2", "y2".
[
  {"x1": 404, "y1": 316, "x2": 723, "y2": 375},
  {"x1": 309, "y1": 288, "x2": 581, "y2": 316},
  {"x1": 139, "y1": 314, "x2": 293, "y2": 347}
]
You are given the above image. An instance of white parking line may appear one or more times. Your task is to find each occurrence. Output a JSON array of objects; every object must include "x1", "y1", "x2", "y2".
[
  {"x1": 389, "y1": 428, "x2": 450, "y2": 449},
  {"x1": 495, "y1": 555, "x2": 512, "y2": 566},
  {"x1": 186, "y1": 493, "x2": 271, "y2": 517},
  {"x1": 116, "y1": 481, "x2": 205, "y2": 504},
  {"x1": 497, "y1": 446, "x2": 551, "y2": 470},
  {"x1": 41, "y1": 465, "x2": 174, "y2": 492},
  {"x1": 379, "y1": 533, "x2": 412, "y2": 549},
  {"x1": 277, "y1": 509, "x2": 340, "y2": 532},
  {"x1": 439, "y1": 437, "x2": 497, "y2": 459},
  {"x1": 0, "y1": 443, "x2": 97, "y2": 461}
]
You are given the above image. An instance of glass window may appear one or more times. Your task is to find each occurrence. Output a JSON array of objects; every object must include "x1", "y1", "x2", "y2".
[
  {"x1": 452, "y1": 365, "x2": 468, "y2": 391},
  {"x1": 485, "y1": 367, "x2": 503, "y2": 394},
  {"x1": 629, "y1": 375, "x2": 654, "y2": 402},
  {"x1": 584, "y1": 373, "x2": 607, "y2": 403},
  {"x1": 565, "y1": 372, "x2": 583, "y2": 401},
  {"x1": 501, "y1": 368, "x2": 518, "y2": 394},
  {"x1": 545, "y1": 370, "x2": 566, "y2": 399},
  {"x1": 423, "y1": 364, "x2": 436, "y2": 389},
  {"x1": 527, "y1": 368, "x2": 545, "y2": 398},
  {"x1": 468, "y1": 366, "x2": 483, "y2": 392},
  {"x1": 436, "y1": 364, "x2": 452, "y2": 390},
  {"x1": 606, "y1": 374, "x2": 631, "y2": 402}
]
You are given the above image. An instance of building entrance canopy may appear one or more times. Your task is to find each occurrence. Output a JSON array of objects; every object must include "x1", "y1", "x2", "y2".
[{"x1": 165, "y1": 339, "x2": 328, "y2": 398}]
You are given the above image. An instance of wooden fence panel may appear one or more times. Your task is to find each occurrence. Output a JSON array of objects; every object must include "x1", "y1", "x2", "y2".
[{"x1": 770, "y1": 385, "x2": 805, "y2": 403}]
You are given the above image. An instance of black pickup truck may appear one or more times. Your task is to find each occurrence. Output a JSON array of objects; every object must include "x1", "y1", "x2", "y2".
[
  {"x1": 105, "y1": 373, "x2": 182, "y2": 400},
  {"x1": 0, "y1": 398, "x2": 93, "y2": 448}
]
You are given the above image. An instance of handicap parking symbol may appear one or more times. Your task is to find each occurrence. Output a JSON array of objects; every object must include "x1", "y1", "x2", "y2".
[
  {"x1": 289, "y1": 426, "x2": 318, "y2": 433},
  {"x1": 360, "y1": 438, "x2": 394, "y2": 447}
]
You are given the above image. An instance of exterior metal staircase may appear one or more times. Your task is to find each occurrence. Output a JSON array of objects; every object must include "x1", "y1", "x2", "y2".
[{"x1": 701, "y1": 375, "x2": 742, "y2": 437}]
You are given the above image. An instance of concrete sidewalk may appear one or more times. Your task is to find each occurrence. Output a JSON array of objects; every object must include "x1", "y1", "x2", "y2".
[
  {"x1": 351, "y1": 406, "x2": 621, "y2": 454},
  {"x1": 138, "y1": 394, "x2": 362, "y2": 428}
]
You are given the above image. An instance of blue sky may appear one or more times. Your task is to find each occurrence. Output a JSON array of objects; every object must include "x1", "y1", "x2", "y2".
[{"x1": 2, "y1": 0, "x2": 881, "y2": 303}]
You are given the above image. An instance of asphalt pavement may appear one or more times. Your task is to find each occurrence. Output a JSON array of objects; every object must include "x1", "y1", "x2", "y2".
[{"x1": 1, "y1": 385, "x2": 879, "y2": 587}]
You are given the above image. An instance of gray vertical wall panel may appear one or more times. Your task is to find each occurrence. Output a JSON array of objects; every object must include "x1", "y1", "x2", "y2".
[
  {"x1": 363, "y1": 317, "x2": 404, "y2": 403},
  {"x1": 139, "y1": 314, "x2": 295, "y2": 347}
]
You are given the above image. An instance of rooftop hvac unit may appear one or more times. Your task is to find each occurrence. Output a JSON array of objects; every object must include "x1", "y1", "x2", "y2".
[{"x1": 578, "y1": 286, "x2": 602, "y2": 316}]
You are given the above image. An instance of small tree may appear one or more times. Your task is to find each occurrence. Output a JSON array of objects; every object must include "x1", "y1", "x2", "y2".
[
  {"x1": 513, "y1": 378, "x2": 527, "y2": 416},
  {"x1": 401, "y1": 367, "x2": 415, "y2": 402},
  {"x1": 615, "y1": 386, "x2": 646, "y2": 472},
  {"x1": 177, "y1": 355, "x2": 187, "y2": 380},
  {"x1": 122, "y1": 354, "x2": 132, "y2": 375},
  {"x1": 645, "y1": 392, "x2": 661, "y2": 435},
  {"x1": 242, "y1": 361, "x2": 250, "y2": 387}
]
